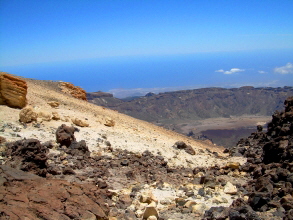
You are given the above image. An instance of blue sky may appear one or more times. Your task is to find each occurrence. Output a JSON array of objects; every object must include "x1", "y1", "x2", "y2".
[{"x1": 0, "y1": 0, "x2": 293, "y2": 97}]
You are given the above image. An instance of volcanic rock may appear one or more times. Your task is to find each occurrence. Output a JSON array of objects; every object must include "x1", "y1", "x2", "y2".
[
  {"x1": 174, "y1": 141, "x2": 196, "y2": 155},
  {"x1": 226, "y1": 96, "x2": 293, "y2": 218},
  {"x1": 0, "y1": 73, "x2": 27, "y2": 108},
  {"x1": 5, "y1": 139, "x2": 48, "y2": 176},
  {"x1": 56, "y1": 124, "x2": 77, "y2": 147},
  {"x1": 0, "y1": 166, "x2": 109, "y2": 219}
]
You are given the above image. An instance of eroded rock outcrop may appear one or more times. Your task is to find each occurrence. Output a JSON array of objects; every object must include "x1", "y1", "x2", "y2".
[
  {"x1": 59, "y1": 82, "x2": 87, "y2": 101},
  {"x1": 0, "y1": 73, "x2": 27, "y2": 108}
]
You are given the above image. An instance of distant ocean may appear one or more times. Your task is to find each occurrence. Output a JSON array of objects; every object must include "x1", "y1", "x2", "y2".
[{"x1": 2, "y1": 49, "x2": 293, "y2": 98}]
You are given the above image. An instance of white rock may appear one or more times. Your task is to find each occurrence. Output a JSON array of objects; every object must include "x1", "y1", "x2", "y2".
[
  {"x1": 191, "y1": 203, "x2": 207, "y2": 214},
  {"x1": 224, "y1": 182, "x2": 237, "y2": 195}
]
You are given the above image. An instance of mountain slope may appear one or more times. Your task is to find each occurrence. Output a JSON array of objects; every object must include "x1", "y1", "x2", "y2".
[{"x1": 88, "y1": 86, "x2": 293, "y2": 123}]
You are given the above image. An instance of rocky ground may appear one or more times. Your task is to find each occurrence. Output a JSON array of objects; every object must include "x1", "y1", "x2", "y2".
[{"x1": 0, "y1": 74, "x2": 292, "y2": 219}]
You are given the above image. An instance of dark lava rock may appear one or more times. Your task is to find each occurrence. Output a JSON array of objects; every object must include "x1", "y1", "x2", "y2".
[
  {"x1": 5, "y1": 139, "x2": 48, "y2": 177},
  {"x1": 121, "y1": 159, "x2": 129, "y2": 166},
  {"x1": 0, "y1": 136, "x2": 6, "y2": 144},
  {"x1": 226, "y1": 97, "x2": 293, "y2": 219},
  {"x1": 56, "y1": 124, "x2": 77, "y2": 147},
  {"x1": 63, "y1": 167, "x2": 75, "y2": 175},
  {"x1": 174, "y1": 141, "x2": 196, "y2": 155},
  {"x1": 204, "y1": 206, "x2": 229, "y2": 220},
  {"x1": 65, "y1": 140, "x2": 90, "y2": 157}
]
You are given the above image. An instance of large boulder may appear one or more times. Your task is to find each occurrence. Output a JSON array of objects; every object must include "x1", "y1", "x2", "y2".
[
  {"x1": 19, "y1": 106, "x2": 38, "y2": 123},
  {"x1": 0, "y1": 73, "x2": 27, "y2": 108},
  {"x1": 56, "y1": 124, "x2": 77, "y2": 147}
]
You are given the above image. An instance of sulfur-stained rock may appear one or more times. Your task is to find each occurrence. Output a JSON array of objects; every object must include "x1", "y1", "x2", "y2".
[
  {"x1": 72, "y1": 118, "x2": 89, "y2": 127},
  {"x1": 0, "y1": 73, "x2": 27, "y2": 108},
  {"x1": 19, "y1": 106, "x2": 38, "y2": 123},
  {"x1": 59, "y1": 82, "x2": 87, "y2": 100},
  {"x1": 104, "y1": 117, "x2": 115, "y2": 127}
]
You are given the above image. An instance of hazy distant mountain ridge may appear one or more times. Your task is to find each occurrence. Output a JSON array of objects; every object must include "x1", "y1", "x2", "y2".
[{"x1": 88, "y1": 86, "x2": 293, "y2": 123}]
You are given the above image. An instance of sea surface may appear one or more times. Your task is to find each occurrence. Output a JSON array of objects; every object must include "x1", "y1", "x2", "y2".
[{"x1": 2, "y1": 49, "x2": 293, "y2": 98}]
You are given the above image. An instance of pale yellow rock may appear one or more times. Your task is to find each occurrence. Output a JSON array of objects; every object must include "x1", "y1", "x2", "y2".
[
  {"x1": 147, "y1": 216, "x2": 157, "y2": 220},
  {"x1": 184, "y1": 183, "x2": 195, "y2": 190},
  {"x1": 212, "y1": 196, "x2": 228, "y2": 204},
  {"x1": 243, "y1": 195, "x2": 249, "y2": 202},
  {"x1": 224, "y1": 182, "x2": 237, "y2": 195},
  {"x1": 52, "y1": 111, "x2": 61, "y2": 120},
  {"x1": 184, "y1": 200, "x2": 197, "y2": 208},
  {"x1": 104, "y1": 116, "x2": 115, "y2": 127},
  {"x1": 140, "y1": 191, "x2": 153, "y2": 204},
  {"x1": 62, "y1": 115, "x2": 71, "y2": 122},
  {"x1": 72, "y1": 118, "x2": 89, "y2": 127},
  {"x1": 148, "y1": 201, "x2": 157, "y2": 207},
  {"x1": 38, "y1": 111, "x2": 52, "y2": 122},
  {"x1": 135, "y1": 209, "x2": 144, "y2": 218},
  {"x1": 194, "y1": 172, "x2": 205, "y2": 177},
  {"x1": 191, "y1": 203, "x2": 206, "y2": 214},
  {"x1": 160, "y1": 198, "x2": 173, "y2": 205},
  {"x1": 142, "y1": 207, "x2": 159, "y2": 220},
  {"x1": 19, "y1": 106, "x2": 38, "y2": 123},
  {"x1": 47, "y1": 101, "x2": 60, "y2": 108},
  {"x1": 225, "y1": 162, "x2": 240, "y2": 169}
]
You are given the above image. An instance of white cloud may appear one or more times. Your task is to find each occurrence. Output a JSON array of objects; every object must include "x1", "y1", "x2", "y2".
[
  {"x1": 274, "y1": 62, "x2": 293, "y2": 74},
  {"x1": 215, "y1": 69, "x2": 224, "y2": 73},
  {"x1": 258, "y1": 70, "x2": 267, "y2": 74},
  {"x1": 216, "y1": 68, "x2": 245, "y2": 74}
]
